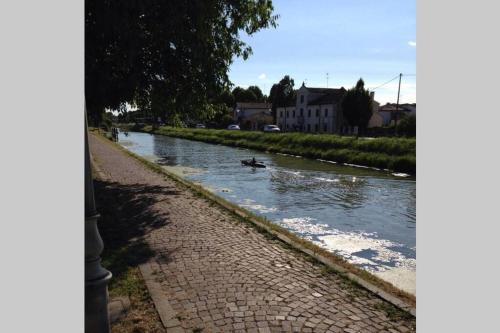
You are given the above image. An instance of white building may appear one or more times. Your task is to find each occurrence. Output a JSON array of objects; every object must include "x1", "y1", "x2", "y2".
[
  {"x1": 233, "y1": 102, "x2": 273, "y2": 130},
  {"x1": 276, "y1": 83, "x2": 347, "y2": 133},
  {"x1": 367, "y1": 99, "x2": 383, "y2": 128}
]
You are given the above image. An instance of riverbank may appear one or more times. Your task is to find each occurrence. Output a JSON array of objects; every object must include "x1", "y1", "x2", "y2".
[
  {"x1": 90, "y1": 132, "x2": 415, "y2": 331},
  {"x1": 120, "y1": 124, "x2": 416, "y2": 174},
  {"x1": 94, "y1": 131, "x2": 416, "y2": 310}
]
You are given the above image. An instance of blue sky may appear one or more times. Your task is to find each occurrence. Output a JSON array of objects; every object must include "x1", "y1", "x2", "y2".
[{"x1": 229, "y1": 0, "x2": 416, "y2": 105}]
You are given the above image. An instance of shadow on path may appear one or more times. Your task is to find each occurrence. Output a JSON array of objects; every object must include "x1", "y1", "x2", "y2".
[{"x1": 93, "y1": 180, "x2": 180, "y2": 285}]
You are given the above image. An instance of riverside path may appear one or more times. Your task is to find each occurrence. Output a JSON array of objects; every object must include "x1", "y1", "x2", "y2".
[{"x1": 89, "y1": 133, "x2": 415, "y2": 333}]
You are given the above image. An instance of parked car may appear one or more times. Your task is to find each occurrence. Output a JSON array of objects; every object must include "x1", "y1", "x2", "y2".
[
  {"x1": 195, "y1": 124, "x2": 206, "y2": 129},
  {"x1": 263, "y1": 125, "x2": 281, "y2": 132},
  {"x1": 227, "y1": 124, "x2": 240, "y2": 130}
]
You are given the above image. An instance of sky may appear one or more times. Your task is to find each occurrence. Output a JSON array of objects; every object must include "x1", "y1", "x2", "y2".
[{"x1": 228, "y1": 0, "x2": 416, "y2": 105}]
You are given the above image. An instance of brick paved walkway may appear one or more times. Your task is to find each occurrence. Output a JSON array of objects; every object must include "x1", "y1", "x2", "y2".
[{"x1": 90, "y1": 134, "x2": 415, "y2": 333}]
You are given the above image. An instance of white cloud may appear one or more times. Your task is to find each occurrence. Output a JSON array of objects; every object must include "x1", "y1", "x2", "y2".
[
  {"x1": 258, "y1": 73, "x2": 266, "y2": 80},
  {"x1": 408, "y1": 41, "x2": 416, "y2": 47}
]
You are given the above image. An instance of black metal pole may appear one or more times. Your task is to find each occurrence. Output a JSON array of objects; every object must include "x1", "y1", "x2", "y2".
[{"x1": 85, "y1": 106, "x2": 112, "y2": 333}]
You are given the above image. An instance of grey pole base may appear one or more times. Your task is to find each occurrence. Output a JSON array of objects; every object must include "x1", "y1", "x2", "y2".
[{"x1": 85, "y1": 271, "x2": 112, "y2": 333}]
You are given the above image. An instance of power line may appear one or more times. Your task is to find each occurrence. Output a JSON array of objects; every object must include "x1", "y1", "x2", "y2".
[
  {"x1": 371, "y1": 75, "x2": 400, "y2": 90},
  {"x1": 370, "y1": 73, "x2": 416, "y2": 90}
]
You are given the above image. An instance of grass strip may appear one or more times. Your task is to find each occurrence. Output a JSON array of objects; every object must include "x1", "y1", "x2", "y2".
[
  {"x1": 120, "y1": 125, "x2": 415, "y2": 174},
  {"x1": 91, "y1": 155, "x2": 166, "y2": 332}
]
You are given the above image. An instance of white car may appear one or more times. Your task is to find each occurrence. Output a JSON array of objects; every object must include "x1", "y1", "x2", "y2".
[
  {"x1": 227, "y1": 124, "x2": 240, "y2": 130},
  {"x1": 263, "y1": 125, "x2": 281, "y2": 132},
  {"x1": 195, "y1": 124, "x2": 206, "y2": 128}
]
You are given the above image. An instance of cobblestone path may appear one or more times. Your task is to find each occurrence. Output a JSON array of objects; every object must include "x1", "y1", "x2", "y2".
[{"x1": 90, "y1": 134, "x2": 415, "y2": 333}]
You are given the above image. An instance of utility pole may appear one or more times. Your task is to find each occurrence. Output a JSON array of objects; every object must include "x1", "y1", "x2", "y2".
[
  {"x1": 326, "y1": 73, "x2": 329, "y2": 88},
  {"x1": 394, "y1": 73, "x2": 402, "y2": 135}
]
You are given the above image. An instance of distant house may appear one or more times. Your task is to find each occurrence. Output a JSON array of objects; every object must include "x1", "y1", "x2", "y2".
[
  {"x1": 276, "y1": 83, "x2": 381, "y2": 133},
  {"x1": 233, "y1": 102, "x2": 273, "y2": 130},
  {"x1": 367, "y1": 95, "x2": 383, "y2": 128},
  {"x1": 378, "y1": 103, "x2": 416, "y2": 126},
  {"x1": 276, "y1": 83, "x2": 347, "y2": 133}
]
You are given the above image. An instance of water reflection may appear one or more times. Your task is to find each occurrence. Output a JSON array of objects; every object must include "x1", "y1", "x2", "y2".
[{"x1": 270, "y1": 170, "x2": 369, "y2": 210}]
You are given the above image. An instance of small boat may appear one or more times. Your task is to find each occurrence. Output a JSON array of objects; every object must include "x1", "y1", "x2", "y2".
[{"x1": 241, "y1": 159, "x2": 266, "y2": 168}]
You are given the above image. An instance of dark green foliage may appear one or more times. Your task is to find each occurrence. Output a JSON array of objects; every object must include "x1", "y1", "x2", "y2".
[
  {"x1": 247, "y1": 85, "x2": 265, "y2": 102},
  {"x1": 97, "y1": 112, "x2": 114, "y2": 131},
  {"x1": 269, "y1": 75, "x2": 296, "y2": 121},
  {"x1": 341, "y1": 78, "x2": 373, "y2": 131},
  {"x1": 232, "y1": 87, "x2": 255, "y2": 102},
  {"x1": 146, "y1": 127, "x2": 416, "y2": 173},
  {"x1": 208, "y1": 106, "x2": 234, "y2": 128},
  {"x1": 216, "y1": 89, "x2": 236, "y2": 108},
  {"x1": 231, "y1": 85, "x2": 266, "y2": 103},
  {"x1": 396, "y1": 114, "x2": 416, "y2": 137},
  {"x1": 85, "y1": 0, "x2": 278, "y2": 119}
]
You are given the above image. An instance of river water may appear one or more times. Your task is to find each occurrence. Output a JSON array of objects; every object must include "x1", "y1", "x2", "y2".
[{"x1": 118, "y1": 131, "x2": 416, "y2": 295}]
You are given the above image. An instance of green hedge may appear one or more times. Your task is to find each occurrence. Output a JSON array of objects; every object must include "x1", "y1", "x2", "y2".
[{"x1": 133, "y1": 126, "x2": 416, "y2": 174}]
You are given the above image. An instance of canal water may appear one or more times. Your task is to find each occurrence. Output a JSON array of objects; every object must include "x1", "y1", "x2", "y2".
[{"x1": 118, "y1": 131, "x2": 416, "y2": 295}]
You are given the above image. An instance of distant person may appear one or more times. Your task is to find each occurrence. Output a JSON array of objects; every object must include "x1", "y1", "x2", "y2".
[{"x1": 251, "y1": 157, "x2": 256, "y2": 164}]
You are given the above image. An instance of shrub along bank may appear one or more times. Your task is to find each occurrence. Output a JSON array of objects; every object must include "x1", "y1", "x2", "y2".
[{"x1": 123, "y1": 125, "x2": 416, "y2": 174}]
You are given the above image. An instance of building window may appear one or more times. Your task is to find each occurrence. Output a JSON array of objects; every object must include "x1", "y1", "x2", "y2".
[
  {"x1": 292, "y1": 110, "x2": 295, "y2": 118},
  {"x1": 286, "y1": 111, "x2": 289, "y2": 118},
  {"x1": 316, "y1": 109, "x2": 319, "y2": 117},
  {"x1": 308, "y1": 109, "x2": 311, "y2": 117},
  {"x1": 324, "y1": 124, "x2": 327, "y2": 132},
  {"x1": 300, "y1": 95, "x2": 304, "y2": 103},
  {"x1": 300, "y1": 108, "x2": 303, "y2": 116},
  {"x1": 280, "y1": 111, "x2": 283, "y2": 118},
  {"x1": 315, "y1": 124, "x2": 318, "y2": 132},
  {"x1": 324, "y1": 109, "x2": 328, "y2": 117},
  {"x1": 307, "y1": 124, "x2": 311, "y2": 132}
]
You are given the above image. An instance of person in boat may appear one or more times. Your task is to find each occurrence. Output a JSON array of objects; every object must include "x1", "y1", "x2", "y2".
[{"x1": 251, "y1": 157, "x2": 256, "y2": 165}]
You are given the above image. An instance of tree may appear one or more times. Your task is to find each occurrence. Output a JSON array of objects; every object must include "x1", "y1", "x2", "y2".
[
  {"x1": 217, "y1": 89, "x2": 236, "y2": 108},
  {"x1": 247, "y1": 85, "x2": 265, "y2": 102},
  {"x1": 269, "y1": 75, "x2": 295, "y2": 122},
  {"x1": 85, "y1": 0, "x2": 278, "y2": 124},
  {"x1": 231, "y1": 86, "x2": 266, "y2": 103},
  {"x1": 396, "y1": 114, "x2": 416, "y2": 137},
  {"x1": 232, "y1": 87, "x2": 258, "y2": 103},
  {"x1": 341, "y1": 78, "x2": 373, "y2": 134}
]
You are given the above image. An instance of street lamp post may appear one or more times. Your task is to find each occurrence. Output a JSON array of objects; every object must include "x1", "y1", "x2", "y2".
[{"x1": 85, "y1": 107, "x2": 112, "y2": 333}]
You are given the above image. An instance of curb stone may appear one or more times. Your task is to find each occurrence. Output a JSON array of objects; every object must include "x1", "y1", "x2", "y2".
[{"x1": 139, "y1": 261, "x2": 186, "y2": 332}]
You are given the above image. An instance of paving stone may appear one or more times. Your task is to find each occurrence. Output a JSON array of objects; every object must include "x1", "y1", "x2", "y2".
[{"x1": 89, "y1": 134, "x2": 416, "y2": 333}]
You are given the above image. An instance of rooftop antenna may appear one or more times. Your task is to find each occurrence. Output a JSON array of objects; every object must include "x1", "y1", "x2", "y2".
[{"x1": 326, "y1": 73, "x2": 329, "y2": 88}]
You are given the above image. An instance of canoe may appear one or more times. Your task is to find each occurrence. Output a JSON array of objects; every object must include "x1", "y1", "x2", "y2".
[{"x1": 241, "y1": 159, "x2": 266, "y2": 168}]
